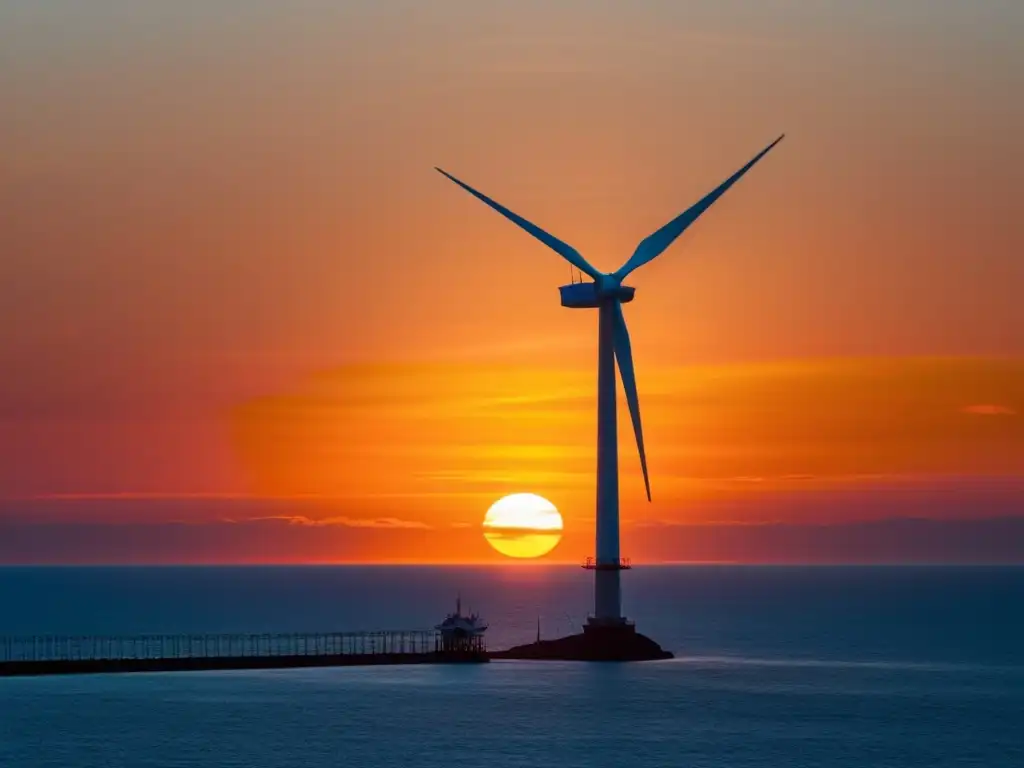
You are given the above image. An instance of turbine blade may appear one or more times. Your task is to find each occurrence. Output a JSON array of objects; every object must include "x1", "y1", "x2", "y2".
[
  {"x1": 614, "y1": 134, "x2": 785, "y2": 279},
  {"x1": 435, "y1": 168, "x2": 601, "y2": 280},
  {"x1": 612, "y1": 302, "x2": 651, "y2": 502}
]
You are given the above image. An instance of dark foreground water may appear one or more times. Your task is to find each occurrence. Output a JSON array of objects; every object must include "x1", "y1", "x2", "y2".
[{"x1": 1, "y1": 566, "x2": 1022, "y2": 767}]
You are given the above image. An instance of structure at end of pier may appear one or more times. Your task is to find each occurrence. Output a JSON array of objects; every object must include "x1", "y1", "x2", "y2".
[{"x1": 435, "y1": 596, "x2": 488, "y2": 654}]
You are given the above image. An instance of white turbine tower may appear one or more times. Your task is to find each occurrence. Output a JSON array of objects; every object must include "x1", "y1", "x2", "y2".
[{"x1": 437, "y1": 135, "x2": 784, "y2": 629}]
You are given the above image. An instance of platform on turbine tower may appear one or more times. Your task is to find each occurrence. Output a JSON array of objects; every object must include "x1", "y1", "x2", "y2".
[{"x1": 582, "y1": 557, "x2": 632, "y2": 570}]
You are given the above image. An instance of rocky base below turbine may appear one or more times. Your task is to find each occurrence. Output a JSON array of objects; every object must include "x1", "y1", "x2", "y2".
[{"x1": 490, "y1": 621, "x2": 673, "y2": 662}]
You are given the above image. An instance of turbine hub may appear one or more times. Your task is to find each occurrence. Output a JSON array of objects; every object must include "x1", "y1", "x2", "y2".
[{"x1": 594, "y1": 273, "x2": 621, "y2": 298}]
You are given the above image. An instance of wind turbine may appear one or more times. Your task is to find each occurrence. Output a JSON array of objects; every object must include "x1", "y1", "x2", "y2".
[{"x1": 436, "y1": 135, "x2": 784, "y2": 627}]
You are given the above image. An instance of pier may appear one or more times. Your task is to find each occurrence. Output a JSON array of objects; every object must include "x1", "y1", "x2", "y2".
[{"x1": 0, "y1": 630, "x2": 487, "y2": 677}]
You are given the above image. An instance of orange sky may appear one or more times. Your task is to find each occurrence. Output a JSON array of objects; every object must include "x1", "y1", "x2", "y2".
[{"x1": 1, "y1": 1, "x2": 1022, "y2": 563}]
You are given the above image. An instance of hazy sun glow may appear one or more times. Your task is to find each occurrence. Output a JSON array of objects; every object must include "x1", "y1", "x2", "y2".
[{"x1": 483, "y1": 493, "x2": 563, "y2": 559}]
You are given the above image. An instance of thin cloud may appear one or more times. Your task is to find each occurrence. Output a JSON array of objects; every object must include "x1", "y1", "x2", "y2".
[
  {"x1": 962, "y1": 404, "x2": 1017, "y2": 416},
  {"x1": 18, "y1": 491, "x2": 489, "y2": 503},
  {"x1": 241, "y1": 516, "x2": 432, "y2": 530},
  {"x1": 717, "y1": 475, "x2": 828, "y2": 485},
  {"x1": 26, "y1": 492, "x2": 324, "y2": 501},
  {"x1": 632, "y1": 518, "x2": 785, "y2": 528},
  {"x1": 481, "y1": 527, "x2": 562, "y2": 540}
]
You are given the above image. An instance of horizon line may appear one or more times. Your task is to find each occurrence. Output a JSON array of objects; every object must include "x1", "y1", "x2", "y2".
[{"x1": 2, "y1": 560, "x2": 1022, "y2": 568}]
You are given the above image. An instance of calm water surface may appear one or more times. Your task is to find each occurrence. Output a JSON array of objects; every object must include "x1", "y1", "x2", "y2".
[{"x1": 1, "y1": 566, "x2": 1022, "y2": 767}]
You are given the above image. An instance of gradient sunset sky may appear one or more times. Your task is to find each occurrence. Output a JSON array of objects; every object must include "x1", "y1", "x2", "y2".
[{"x1": 2, "y1": 0, "x2": 1022, "y2": 564}]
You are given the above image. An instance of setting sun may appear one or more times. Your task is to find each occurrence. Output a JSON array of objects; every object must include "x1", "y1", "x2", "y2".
[{"x1": 483, "y1": 493, "x2": 564, "y2": 559}]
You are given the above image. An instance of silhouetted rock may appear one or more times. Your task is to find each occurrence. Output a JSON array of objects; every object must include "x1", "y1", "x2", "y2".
[{"x1": 491, "y1": 622, "x2": 672, "y2": 662}]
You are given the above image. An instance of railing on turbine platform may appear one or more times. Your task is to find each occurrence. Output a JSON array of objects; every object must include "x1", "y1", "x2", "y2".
[{"x1": 582, "y1": 557, "x2": 632, "y2": 570}]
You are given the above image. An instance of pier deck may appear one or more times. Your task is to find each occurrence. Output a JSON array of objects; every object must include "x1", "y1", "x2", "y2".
[{"x1": 0, "y1": 631, "x2": 487, "y2": 677}]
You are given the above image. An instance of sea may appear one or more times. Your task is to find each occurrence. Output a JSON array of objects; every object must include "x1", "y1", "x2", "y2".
[{"x1": 1, "y1": 565, "x2": 1022, "y2": 767}]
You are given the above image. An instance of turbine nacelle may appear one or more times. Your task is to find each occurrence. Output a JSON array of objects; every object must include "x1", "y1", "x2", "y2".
[{"x1": 559, "y1": 280, "x2": 635, "y2": 309}]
